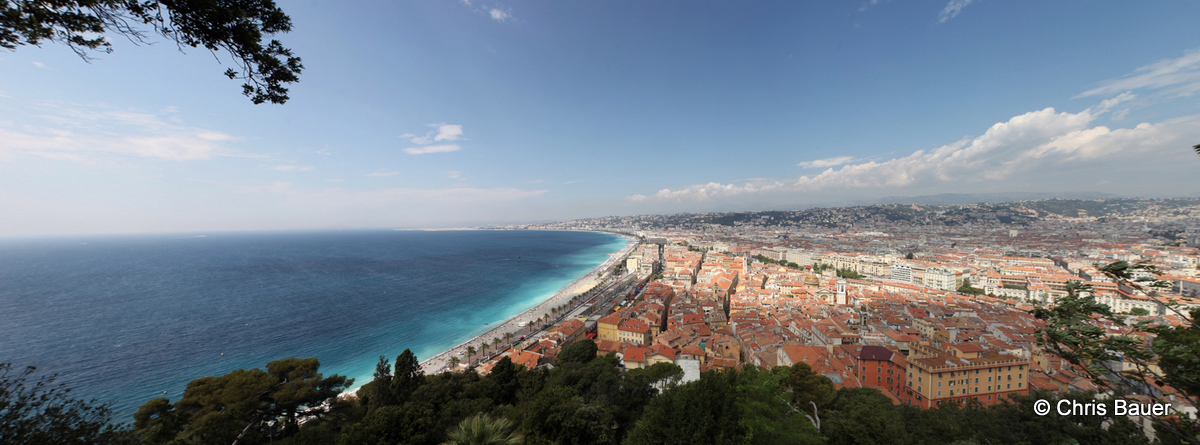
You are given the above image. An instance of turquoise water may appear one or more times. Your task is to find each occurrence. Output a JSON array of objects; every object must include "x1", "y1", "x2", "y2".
[{"x1": 0, "y1": 229, "x2": 626, "y2": 421}]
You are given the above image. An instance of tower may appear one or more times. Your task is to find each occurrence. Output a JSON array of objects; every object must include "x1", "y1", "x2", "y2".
[{"x1": 836, "y1": 278, "x2": 847, "y2": 305}]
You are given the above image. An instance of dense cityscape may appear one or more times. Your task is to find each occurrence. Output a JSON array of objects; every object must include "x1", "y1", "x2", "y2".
[{"x1": 462, "y1": 197, "x2": 1200, "y2": 440}]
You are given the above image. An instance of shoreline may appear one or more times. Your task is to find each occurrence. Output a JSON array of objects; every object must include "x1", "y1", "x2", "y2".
[{"x1": 344, "y1": 231, "x2": 638, "y2": 396}]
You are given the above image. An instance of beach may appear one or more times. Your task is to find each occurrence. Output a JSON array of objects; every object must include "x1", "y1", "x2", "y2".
[
  {"x1": 416, "y1": 232, "x2": 638, "y2": 374},
  {"x1": 338, "y1": 231, "x2": 638, "y2": 398}
]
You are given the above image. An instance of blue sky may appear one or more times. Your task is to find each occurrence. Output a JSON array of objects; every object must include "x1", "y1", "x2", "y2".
[{"x1": 2, "y1": 0, "x2": 1200, "y2": 235}]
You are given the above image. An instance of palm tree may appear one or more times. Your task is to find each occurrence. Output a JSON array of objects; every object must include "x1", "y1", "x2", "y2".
[
  {"x1": 505, "y1": 332, "x2": 513, "y2": 344},
  {"x1": 449, "y1": 356, "x2": 460, "y2": 369},
  {"x1": 492, "y1": 337, "x2": 501, "y2": 349},
  {"x1": 466, "y1": 346, "x2": 476, "y2": 364},
  {"x1": 442, "y1": 413, "x2": 522, "y2": 445}
]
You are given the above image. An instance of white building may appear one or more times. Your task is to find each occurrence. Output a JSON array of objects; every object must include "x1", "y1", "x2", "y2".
[
  {"x1": 891, "y1": 263, "x2": 912, "y2": 284},
  {"x1": 925, "y1": 266, "x2": 959, "y2": 291}
]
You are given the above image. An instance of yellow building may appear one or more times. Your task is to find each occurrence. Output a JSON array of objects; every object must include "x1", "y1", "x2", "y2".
[
  {"x1": 598, "y1": 313, "x2": 622, "y2": 342},
  {"x1": 903, "y1": 349, "x2": 1029, "y2": 408}
]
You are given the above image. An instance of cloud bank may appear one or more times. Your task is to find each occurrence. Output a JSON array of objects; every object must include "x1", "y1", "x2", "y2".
[
  {"x1": 0, "y1": 103, "x2": 243, "y2": 162},
  {"x1": 404, "y1": 144, "x2": 462, "y2": 155},
  {"x1": 630, "y1": 93, "x2": 1200, "y2": 203},
  {"x1": 798, "y1": 156, "x2": 856, "y2": 169},
  {"x1": 1078, "y1": 48, "x2": 1200, "y2": 99}
]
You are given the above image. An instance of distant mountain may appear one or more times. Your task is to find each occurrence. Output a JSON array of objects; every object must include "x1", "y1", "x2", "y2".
[{"x1": 862, "y1": 192, "x2": 1123, "y2": 206}]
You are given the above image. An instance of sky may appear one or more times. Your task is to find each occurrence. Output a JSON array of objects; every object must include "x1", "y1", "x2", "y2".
[{"x1": 2, "y1": 0, "x2": 1200, "y2": 236}]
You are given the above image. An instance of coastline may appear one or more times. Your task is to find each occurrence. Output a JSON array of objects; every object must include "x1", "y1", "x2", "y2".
[{"x1": 345, "y1": 230, "x2": 637, "y2": 396}]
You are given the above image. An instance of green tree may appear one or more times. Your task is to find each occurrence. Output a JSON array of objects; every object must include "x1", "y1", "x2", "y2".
[
  {"x1": 776, "y1": 362, "x2": 836, "y2": 424},
  {"x1": 442, "y1": 414, "x2": 522, "y2": 445},
  {"x1": 1, "y1": 0, "x2": 302, "y2": 104},
  {"x1": 835, "y1": 267, "x2": 862, "y2": 279},
  {"x1": 337, "y1": 402, "x2": 439, "y2": 445},
  {"x1": 957, "y1": 278, "x2": 984, "y2": 296},
  {"x1": 628, "y1": 362, "x2": 684, "y2": 391},
  {"x1": 357, "y1": 355, "x2": 394, "y2": 412},
  {"x1": 626, "y1": 369, "x2": 822, "y2": 445},
  {"x1": 822, "y1": 387, "x2": 911, "y2": 445},
  {"x1": 131, "y1": 357, "x2": 351, "y2": 444},
  {"x1": 557, "y1": 340, "x2": 598, "y2": 365},
  {"x1": 1130, "y1": 307, "x2": 1150, "y2": 316},
  {"x1": 392, "y1": 349, "x2": 424, "y2": 404},
  {"x1": 0, "y1": 363, "x2": 126, "y2": 445},
  {"x1": 1033, "y1": 262, "x2": 1200, "y2": 444}
]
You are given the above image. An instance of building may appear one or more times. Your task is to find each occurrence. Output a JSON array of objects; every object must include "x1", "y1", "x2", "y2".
[
  {"x1": 617, "y1": 319, "x2": 652, "y2": 345},
  {"x1": 1188, "y1": 227, "x2": 1200, "y2": 248},
  {"x1": 547, "y1": 318, "x2": 586, "y2": 344},
  {"x1": 854, "y1": 346, "x2": 907, "y2": 400},
  {"x1": 892, "y1": 264, "x2": 912, "y2": 284},
  {"x1": 903, "y1": 347, "x2": 1030, "y2": 408},
  {"x1": 597, "y1": 313, "x2": 623, "y2": 342},
  {"x1": 836, "y1": 278, "x2": 847, "y2": 305},
  {"x1": 925, "y1": 267, "x2": 959, "y2": 291}
]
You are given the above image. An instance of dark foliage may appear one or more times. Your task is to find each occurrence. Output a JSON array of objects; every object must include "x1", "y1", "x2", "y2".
[
  {"x1": 1, "y1": 0, "x2": 301, "y2": 104},
  {"x1": 0, "y1": 363, "x2": 126, "y2": 445}
]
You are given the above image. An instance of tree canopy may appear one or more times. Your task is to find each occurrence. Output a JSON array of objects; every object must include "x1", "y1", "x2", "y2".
[
  {"x1": 1, "y1": 0, "x2": 301, "y2": 104},
  {"x1": 129, "y1": 357, "x2": 351, "y2": 444},
  {"x1": 7, "y1": 351, "x2": 1175, "y2": 444},
  {"x1": 0, "y1": 363, "x2": 125, "y2": 445}
]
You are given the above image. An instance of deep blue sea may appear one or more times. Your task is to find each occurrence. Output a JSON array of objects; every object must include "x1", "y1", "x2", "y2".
[{"x1": 0, "y1": 229, "x2": 625, "y2": 422}]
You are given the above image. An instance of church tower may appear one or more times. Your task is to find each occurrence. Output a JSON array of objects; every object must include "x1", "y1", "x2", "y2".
[{"x1": 836, "y1": 278, "x2": 847, "y2": 305}]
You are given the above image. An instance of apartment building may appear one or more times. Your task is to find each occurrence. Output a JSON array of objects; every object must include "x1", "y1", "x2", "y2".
[{"x1": 903, "y1": 347, "x2": 1030, "y2": 408}]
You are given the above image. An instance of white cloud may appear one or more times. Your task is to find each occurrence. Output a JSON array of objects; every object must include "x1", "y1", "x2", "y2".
[
  {"x1": 32, "y1": 61, "x2": 46, "y2": 69},
  {"x1": 404, "y1": 144, "x2": 461, "y2": 155},
  {"x1": 0, "y1": 103, "x2": 243, "y2": 162},
  {"x1": 274, "y1": 165, "x2": 314, "y2": 172},
  {"x1": 489, "y1": 8, "x2": 511, "y2": 21},
  {"x1": 434, "y1": 124, "x2": 463, "y2": 141},
  {"x1": 367, "y1": 170, "x2": 402, "y2": 177},
  {"x1": 1078, "y1": 48, "x2": 1200, "y2": 99},
  {"x1": 858, "y1": 0, "x2": 882, "y2": 13},
  {"x1": 563, "y1": 179, "x2": 585, "y2": 185},
  {"x1": 629, "y1": 94, "x2": 1200, "y2": 203},
  {"x1": 445, "y1": 170, "x2": 461, "y2": 179},
  {"x1": 402, "y1": 123, "x2": 465, "y2": 146},
  {"x1": 937, "y1": 0, "x2": 974, "y2": 23},
  {"x1": 798, "y1": 156, "x2": 856, "y2": 169}
]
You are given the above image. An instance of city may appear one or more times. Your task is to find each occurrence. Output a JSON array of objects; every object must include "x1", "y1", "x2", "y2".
[{"x1": 464, "y1": 197, "x2": 1200, "y2": 440}]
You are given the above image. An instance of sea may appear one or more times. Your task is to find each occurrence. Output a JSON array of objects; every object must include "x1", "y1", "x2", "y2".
[{"x1": 0, "y1": 229, "x2": 626, "y2": 422}]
